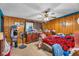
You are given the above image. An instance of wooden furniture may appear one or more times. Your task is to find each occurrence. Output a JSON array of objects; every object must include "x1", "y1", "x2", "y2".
[
  {"x1": 44, "y1": 32, "x2": 52, "y2": 36},
  {"x1": 25, "y1": 33, "x2": 39, "y2": 43},
  {"x1": 41, "y1": 43, "x2": 52, "y2": 53}
]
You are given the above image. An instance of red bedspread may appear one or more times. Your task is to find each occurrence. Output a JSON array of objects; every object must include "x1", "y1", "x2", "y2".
[{"x1": 43, "y1": 35, "x2": 75, "y2": 51}]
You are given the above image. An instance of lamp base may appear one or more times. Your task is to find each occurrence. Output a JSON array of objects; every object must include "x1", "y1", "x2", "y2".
[{"x1": 19, "y1": 45, "x2": 27, "y2": 49}]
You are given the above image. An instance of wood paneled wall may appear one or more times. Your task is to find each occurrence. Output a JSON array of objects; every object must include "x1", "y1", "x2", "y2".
[
  {"x1": 3, "y1": 16, "x2": 26, "y2": 43},
  {"x1": 3, "y1": 16, "x2": 42, "y2": 44},
  {"x1": 42, "y1": 14, "x2": 79, "y2": 34}
]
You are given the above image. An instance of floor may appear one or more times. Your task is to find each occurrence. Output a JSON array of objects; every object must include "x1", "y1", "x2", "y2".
[{"x1": 11, "y1": 42, "x2": 52, "y2": 56}]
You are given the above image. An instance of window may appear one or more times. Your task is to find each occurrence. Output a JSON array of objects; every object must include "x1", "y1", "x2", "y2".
[{"x1": 26, "y1": 22, "x2": 33, "y2": 32}]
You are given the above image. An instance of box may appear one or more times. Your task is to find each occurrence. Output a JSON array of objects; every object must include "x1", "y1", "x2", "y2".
[{"x1": 0, "y1": 32, "x2": 4, "y2": 56}]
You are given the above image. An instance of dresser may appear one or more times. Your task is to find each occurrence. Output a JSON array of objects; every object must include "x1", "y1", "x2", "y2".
[{"x1": 25, "y1": 33, "x2": 39, "y2": 43}]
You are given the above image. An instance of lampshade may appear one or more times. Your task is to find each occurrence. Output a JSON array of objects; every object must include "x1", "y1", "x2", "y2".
[{"x1": 77, "y1": 18, "x2": 79, "y2": 24}]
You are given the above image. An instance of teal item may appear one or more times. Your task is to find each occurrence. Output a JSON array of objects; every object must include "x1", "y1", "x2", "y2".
[
  {"x1": 52, "y1": 44, "x2": 64, "y2": 56},
  {"x1": 11, "y1": 25, "x2": 17, "y2": 29},
  {"x1": 0, "y1": 9, "x2": 4, "y2": 32},
  {"x1": 14, "y1": 41, "x2": 18, "y2": 48}
]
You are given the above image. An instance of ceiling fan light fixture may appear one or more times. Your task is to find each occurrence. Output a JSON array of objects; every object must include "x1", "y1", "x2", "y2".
[{"x1": 44, "y1": 17, "x2": 51, "y2": 21}]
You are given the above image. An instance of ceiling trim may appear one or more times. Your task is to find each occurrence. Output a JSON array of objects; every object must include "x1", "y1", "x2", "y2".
[
  {"x1": 48, "y1": 11, "x2": 79, "y2": 22},
  {"x1": 58, "y1": 11, "x2": 79, "y2": 18}
]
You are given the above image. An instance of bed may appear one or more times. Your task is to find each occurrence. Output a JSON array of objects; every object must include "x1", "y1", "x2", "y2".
[{"x1": 41, "y1": 35, "x2": 75, "y2": 55}]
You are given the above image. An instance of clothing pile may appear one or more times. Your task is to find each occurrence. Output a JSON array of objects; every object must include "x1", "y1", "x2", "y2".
[{"x1": 43, "y1": 35, "x2": 75, "y2": 51}]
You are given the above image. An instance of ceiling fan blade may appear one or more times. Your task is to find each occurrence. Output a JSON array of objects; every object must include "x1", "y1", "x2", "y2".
[
  {"x1": 42, "y1": 8, "x2": 51, "y2": 13},
  {"x1": 37, "y1": 16, "x2": 44, "y2": 19},
  {"x1": 51, "y1": 17, "x2": 57, "y2": 18},
  {"x1": 48, "y1": 16, "x2": 57, "y2": 18}
]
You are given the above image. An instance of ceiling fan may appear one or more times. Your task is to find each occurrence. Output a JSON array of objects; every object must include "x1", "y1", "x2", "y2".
[
  {"x1": 27, "y1": 8, "x2": 57, "y2": 22},
  {"x1": 41, "y1": 8, "x2": 56, "y2": 17},
  {"x1": 41, "y1": 8, "x2": 57, "y2": 21}
]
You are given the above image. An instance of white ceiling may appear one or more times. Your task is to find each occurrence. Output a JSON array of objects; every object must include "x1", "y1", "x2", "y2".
[{"x1": 0, "y1": 3, "x2": 79, "y2": 22}]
